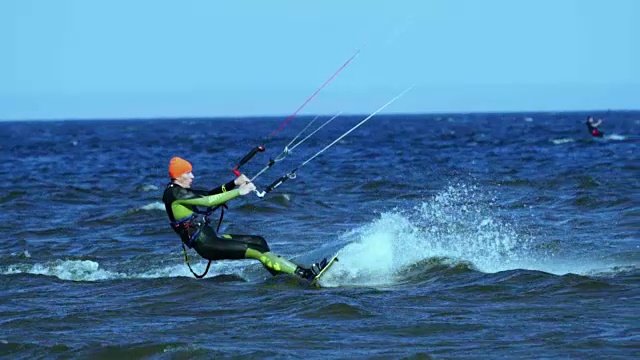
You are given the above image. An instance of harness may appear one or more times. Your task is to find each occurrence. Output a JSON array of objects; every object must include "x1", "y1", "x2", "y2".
[{"x1": 170, "y1": 204, "x2": 227, "y2": 278}]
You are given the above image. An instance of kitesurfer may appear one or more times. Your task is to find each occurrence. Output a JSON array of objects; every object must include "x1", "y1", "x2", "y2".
[
  {"x1": 162, "y1": 156, "x2": 326, "y2": 280},
  {"x1": 586, "y1": 116, "x2": 604, "y2": 137}
]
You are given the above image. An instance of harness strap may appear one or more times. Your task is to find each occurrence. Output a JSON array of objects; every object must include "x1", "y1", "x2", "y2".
[
  {"x1": 181, "y1": 242, "x2": 212, "y2": 279},
  {"x1": 170, "y1": 215, "x2": 199, "y2": 248},
  {"x1": 170, "y1": 204, "x2": 228, "y2": 247},
  {"x1": 172, "y1": 204, "x2": 228, "y2": 279}
]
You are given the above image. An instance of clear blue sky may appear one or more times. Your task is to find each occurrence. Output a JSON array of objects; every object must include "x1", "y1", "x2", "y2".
[{"x1": 1, "y1": 0, "x2": 638, "y2": 120}]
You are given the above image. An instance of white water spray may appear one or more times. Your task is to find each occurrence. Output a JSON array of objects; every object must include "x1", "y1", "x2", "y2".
[{"x1": 318, "y1": 183, "x2": 633, "y2": 287}]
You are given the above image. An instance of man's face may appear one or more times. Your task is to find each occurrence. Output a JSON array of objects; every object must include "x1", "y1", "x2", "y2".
[{"x1": 176, "y1": 171, "x2": 194, "y2": 188}]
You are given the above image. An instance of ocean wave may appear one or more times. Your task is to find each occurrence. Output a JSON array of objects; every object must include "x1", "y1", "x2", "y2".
[
  {"x1": 551, "y1": 138, "x2": 575, "y2": 145},
  {"x1": 0, "y1": 190, "x2": 28, "y2": 204},
  {"x1": 137, "y1": 184, "x2": 159, "y2": 192},
  {"x1": 1, "y1": 258, "x2": 251, "y2": 282},
  {"x1": 3, "y1": 260, "x2": 125, "y2": 281},
  {"x1": 605, "y1": 134, "x2": 626, "y2": 141},
  {"x1": 140, "y1": 202, "x2": 165, "y2": 211}
]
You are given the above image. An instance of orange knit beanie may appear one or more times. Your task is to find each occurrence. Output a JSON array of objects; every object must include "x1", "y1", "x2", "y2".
[{"x1": 168, "y1": 157, "x2": 192, "y2": 179}]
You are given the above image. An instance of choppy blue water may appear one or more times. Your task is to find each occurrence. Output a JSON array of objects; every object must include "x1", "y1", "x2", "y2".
[{"x1": 1, "y1": 111, "x2": 638, "y2": 359}]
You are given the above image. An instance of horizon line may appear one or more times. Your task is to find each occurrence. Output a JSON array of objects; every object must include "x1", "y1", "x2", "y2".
[{"x1": 1, "y1": 108, "x2": 638, "y2": 122}]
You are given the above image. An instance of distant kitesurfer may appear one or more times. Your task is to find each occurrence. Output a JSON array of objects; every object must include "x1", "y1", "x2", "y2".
[
  {"x1": 586, "y1": 116, "x2": 604, "y2": 137},
  {"x1": 162, "y1": 156, "x2": 326, "y2": 280}
]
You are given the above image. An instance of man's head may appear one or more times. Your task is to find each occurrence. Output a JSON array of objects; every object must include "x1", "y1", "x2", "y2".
[{"x1": 169, "y1": 157, "x2": 194, "y2": 188}]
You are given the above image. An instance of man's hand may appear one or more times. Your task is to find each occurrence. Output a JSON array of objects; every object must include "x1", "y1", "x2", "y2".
[
  {"x1": 238, "y1": 182, "x2": 256, "y2": 195},
  {"x1": 234, "y1": 174, "x2": 250, "y2": 186}
]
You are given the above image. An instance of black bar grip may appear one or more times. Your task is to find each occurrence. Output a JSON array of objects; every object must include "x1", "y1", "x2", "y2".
[
  {"x1": 264, "y1": 173, "x2": 291, "y2": 194},
  {"x1": 237, "y1": 145, "x2": 265, "y2": 169}
]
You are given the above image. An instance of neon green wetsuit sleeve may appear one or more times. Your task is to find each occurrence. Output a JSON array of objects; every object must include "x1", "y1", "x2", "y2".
[{"x1": 171, "y1": 189, "x2": 241, "y2": 219}]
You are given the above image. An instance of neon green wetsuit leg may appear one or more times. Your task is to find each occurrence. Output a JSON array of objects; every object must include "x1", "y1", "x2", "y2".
[{"x1": 245, "y1": 248, "x2": 298, "y2": 275}]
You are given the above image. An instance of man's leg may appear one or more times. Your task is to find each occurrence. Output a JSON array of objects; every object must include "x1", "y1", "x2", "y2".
[
  {"x1": 192, "y1": 227, "x2": 310, "y2": 277},
  {"x1": 244, "y1": 247, "x2": 299, "y2": 275}
]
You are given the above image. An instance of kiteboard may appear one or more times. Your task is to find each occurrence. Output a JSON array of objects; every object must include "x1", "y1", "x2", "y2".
[{"x1": 310, "y1": 254, "x2": 339, "y2": 287}]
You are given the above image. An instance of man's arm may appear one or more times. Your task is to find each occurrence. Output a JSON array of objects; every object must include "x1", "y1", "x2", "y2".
[
  {"x1": 208, "y1": 179, "x2": 237, "y2": 195},
  {"x1": 208, "y1": 174, "x2": 250, "y2": 195},
  {"x1": 176, "y1": 189, "x2": 242, "y2": 208}
]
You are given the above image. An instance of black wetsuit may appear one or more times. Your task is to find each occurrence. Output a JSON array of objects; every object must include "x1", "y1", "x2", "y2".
[
  {"x1": 162, "y1": 181, "x2": 269, "y2": 260},
  {"x1": 163, "y1": 180, "x2": 311, "y2": 278}
]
